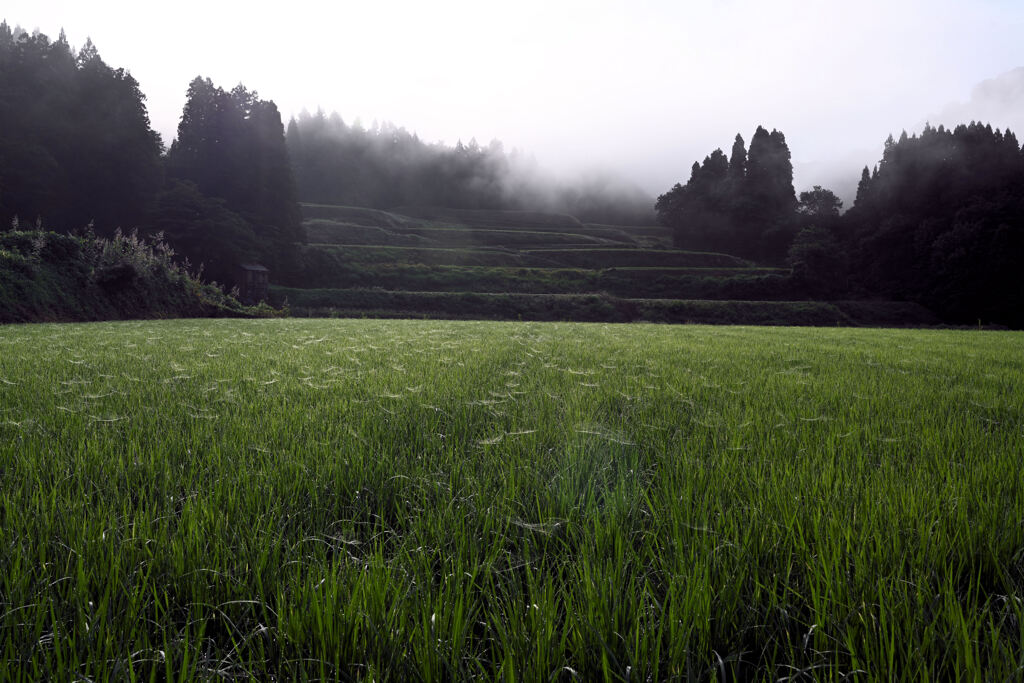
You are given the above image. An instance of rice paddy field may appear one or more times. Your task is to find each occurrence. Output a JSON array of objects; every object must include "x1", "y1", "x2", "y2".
[{"x1": 1, "y1": 318, "x2": 1022, "y2": 681}]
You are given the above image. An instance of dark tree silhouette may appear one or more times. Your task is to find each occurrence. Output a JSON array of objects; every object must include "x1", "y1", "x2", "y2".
[
  {"x1": 743, "y1": 127, "x2": 797, "y2": 258},
  {"x1": 166, "y1": 77, "x2": 304, "y2": 273},
  {"x1": 797, "y1": 186, "x2": 842, "y2": 218},
  {"x1": 728, "y1": 134, "x2": 746, "y2": 186},
  {"x1": 146, "y1": 180, "x2": 258, "y2": 286},
  {"x1": 854, "y1": 167, "x2": 872, "y2": 206},
  {"x1": 0, "y1": 25, "x2": 162, "y2": 233},
  {"x1": 656, "y1": 127, "x2": 798, "y2": 260},
  {"x1": 846, "y1": 122, "x2": 1024, "y2": 326}
]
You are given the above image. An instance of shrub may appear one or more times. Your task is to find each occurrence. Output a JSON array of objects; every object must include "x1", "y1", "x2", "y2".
[{"x1": 0, "y1": 229, "x2": 279, "y2": 323}]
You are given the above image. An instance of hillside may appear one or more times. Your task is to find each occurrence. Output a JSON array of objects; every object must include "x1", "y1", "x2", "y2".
[
  {"x1": 276, "y1": 203, "x2": 938, "y2": 326},
  {"x1": 0, "y1": 230, "x2": 269, "y2": 323}
]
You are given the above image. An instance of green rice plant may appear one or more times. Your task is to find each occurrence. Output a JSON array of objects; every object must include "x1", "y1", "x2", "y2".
[{"x1": 0, "y1": 320, "x2": 1021, "y2": 680}]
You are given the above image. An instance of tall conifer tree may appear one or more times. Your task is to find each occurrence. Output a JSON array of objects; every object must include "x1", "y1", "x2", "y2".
[{"x1": 167, "y1": 77, "x2": 304, "y2": 271}]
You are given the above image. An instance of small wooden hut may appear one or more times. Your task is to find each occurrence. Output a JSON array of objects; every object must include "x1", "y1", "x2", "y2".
[{"x1": 236, "y1": 263, "x2": 269, "y2": 304}]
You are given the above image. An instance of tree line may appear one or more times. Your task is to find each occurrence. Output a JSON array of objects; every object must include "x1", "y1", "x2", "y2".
[
  {"x1": 843, "y1": 123, "x2": 1024, "y2": 327},
  {"x1": 0, "y1": 23, "x2": 651, "y2": 287},
  {"x1": 656, "y1": 127, "x2": 799, "y2": 260},
  {"x1": 2, "y1": 23, "x2": 1022, "y2": 326},
  {"x1": 0, "y1": 25, "x2": 162, "y2": 235},
  {"x1": 0, "y1": 24, "x2": 301, "y2": 285},
  {"x1": 286, "y1": 110, "x2": 654, "y2": 224},
  {"x1": 657, "y1": 123, "x2": 1024, "y2": 326}
]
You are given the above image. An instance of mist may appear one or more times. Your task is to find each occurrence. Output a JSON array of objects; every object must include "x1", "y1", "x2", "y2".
[
  {"x1": 286, "y1": 111, "x2": 655, "y2": 224},
  {"x1": 5, "y1": 0, "x2": 1021, "y2": 213}
]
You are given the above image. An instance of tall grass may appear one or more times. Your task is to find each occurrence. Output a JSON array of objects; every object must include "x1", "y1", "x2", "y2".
[
  {"x1": 0, "y1": 320, "x2": 1021, "y2": 680},
  {"x1": 0, "y1": 230, "x2": 267, "y2": 323}
]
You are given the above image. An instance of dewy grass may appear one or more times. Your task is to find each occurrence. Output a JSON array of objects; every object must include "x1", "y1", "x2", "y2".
[{"x1": 0, "y1": 319, "x2": 1022, "y2": 681}]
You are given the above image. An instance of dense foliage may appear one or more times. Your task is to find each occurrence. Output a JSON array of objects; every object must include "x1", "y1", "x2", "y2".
[
  {"x1": 287, "y1": 110, "x2": 655, "y2": 225},
  {"x1": 0, "y1": 23, "x2": 162, "y2": 234},
  {"x1": 846, "y1": 123, "x2": 1024, "y2": 326},
  {"x1": 165, "y1": 77, "x2": 305, "y2": 277},
  {"x1": 657, "y1": 122, "x2": 1024, "y2": 327},
  {"x1": 655, "y1": 127, "x2": 798, "y2": 260},
  {"x1": 0, "y1": 229, "x2": 265, "y2": 322},
  {"x1": 0, "y1": 24, "x2": 306, "y2": 291}
]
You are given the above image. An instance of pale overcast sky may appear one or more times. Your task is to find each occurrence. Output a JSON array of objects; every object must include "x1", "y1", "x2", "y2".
[{"x1": 5, "y1": 0, "x2": 1024, "y2": 202}]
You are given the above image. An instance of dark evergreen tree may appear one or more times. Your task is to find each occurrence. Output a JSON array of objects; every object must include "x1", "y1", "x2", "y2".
[
  {"x1": 846, "y1": 122, "x2": 1024, "y2": 326},
  {"x1": 743, "y1": 127, "x2": 797, "y2": 258},
  {"x1": 0, "y1": 28, "x2": 161, "y2": 233},
  {"x1": 728, "y1": 134, "x2": 746, "y2": 185},
  {"x1": 146, "y1": 180, "x2": 258, "y2": 286},
  {"x1": 657, "y1": 127, "x2": 798, "y2": 260},
  {"x1": 166, "y1": 77, "x2": 304, "y2": 273},
  {"x1": 854, "y1": 166, "x2": 872, "y2": 206}
]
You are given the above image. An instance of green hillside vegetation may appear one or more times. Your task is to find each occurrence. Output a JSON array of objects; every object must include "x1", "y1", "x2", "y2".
[
  {"x1": 289, "y1": 260, "x2": 794, "y2": 299},
  {"x1": 301, "y1": 203, "x2": 421, "y2": 228},
  {"x1": 1, "y1": 319, "x2": 1019, "y2": 679},
  {"x1": 303, "y1": 204, "x2": 672, "y2": 247},
  {"x1": 0, "y1": 230, "x2": 268, "y2": 323},
  {"x1": 283, "y1": 203, "x2": 946, "y2": 326},
  {"x1": 299, "y1": 245, "x2": 766, "y2": 271},
  {"x1": 274, "y1": 286, "x2": 937, "y2": 326},
  {"x1": 302, "y1": 244, "x2": 536, "y2": 268},
  {"x1": 390, "y1": 205, "x2": 587, "y2": 229},
  {"x1": 519, "y1": 248, "x2": 748, "y2": 269},
  {"x1": 305, "y1": 218, "x2": 618, "y2": 249}
]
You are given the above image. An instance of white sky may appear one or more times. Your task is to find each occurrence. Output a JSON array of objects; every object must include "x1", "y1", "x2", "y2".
[{"x1": 5, "y1": 0, "x2": 1024, "y2": 202}]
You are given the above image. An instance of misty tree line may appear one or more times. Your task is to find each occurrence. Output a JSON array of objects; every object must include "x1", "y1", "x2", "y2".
[
  {"x1": 0, "y1": 23, "x2": 651, "y2": 282},
  {"x1": 656, "y1": 127, "x2": 799, "y2": 260},
  {"x1": 657, "y1": 122, "x2": 1024, "y2": 326},
  {"x1": 285, "y1": 110, "x2": 654, "y2": 224},
  {"x1": 0, "y1": 24, "x2": 162, "y2": 234},
  {"x1": 843, "y1": 123, "x2": 1024, "y2": 326},
  {"x1": 0, "y1": 24, "x2": 304, "y2": 284},
  {"x1": 2, "y1": 24, "x2": 1023, "y2": 326},
  {"x1": 161, "y1": 77, "x2": 305, "y2": 279}
]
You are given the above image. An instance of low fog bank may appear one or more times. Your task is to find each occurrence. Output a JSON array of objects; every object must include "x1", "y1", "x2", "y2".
[
  {"x1": 286, "y1": 111, "x2": 655, "y2": 225},
  {"x1": 933, "y1": 67, "x2": 1024, "y2": 138},
  {"x1": 793, "y1": 155, "x2": 874, "y2": 211},
  {"x1": 792, "y1": 67, "x2": 1024, "y2": 211}
]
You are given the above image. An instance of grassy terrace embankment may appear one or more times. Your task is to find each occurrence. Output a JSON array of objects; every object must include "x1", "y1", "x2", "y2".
[
  {"x1": 1, "y1": 319, "x2": 1020, "y2": 679},
  {"x1": 291, "y1": 259, "x2": 791, "y2": 298},
  {"x1": 273, "y1": 286, "x2": 937, "y2": 326},
  {"x1": 305, "y1": 218, "x2": 620, "y2": 249},
  {"x1": 300, "y1": 244, "x2": 751, "y2": 270},
  {"x1": 301, "y1": 204, "x2": 674, "y2": 251},
  {"x1": 286, "y1": 203, "x2": 942, "y2": 326}
]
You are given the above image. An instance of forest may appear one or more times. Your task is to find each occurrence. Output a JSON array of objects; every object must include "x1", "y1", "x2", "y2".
[{"x1": 1, "y1": 23, "x2": 1022, "y2": 327}]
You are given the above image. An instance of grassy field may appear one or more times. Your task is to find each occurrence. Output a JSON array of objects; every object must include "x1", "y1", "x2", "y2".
[
  {"x1": 1, "y1": 319, "x2": 1022, "y2": 680},
  {"x1": 289, "y1": 260, "x2": 792, "y2": 298}
]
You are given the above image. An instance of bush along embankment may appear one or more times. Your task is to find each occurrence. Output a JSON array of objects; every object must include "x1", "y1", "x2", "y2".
[
  {"x1": 272, "y1": 286, "x2": 939, "y2": 327},
  {"x1": 0, "y1": 229, "x2": 277, "y2": 323}
]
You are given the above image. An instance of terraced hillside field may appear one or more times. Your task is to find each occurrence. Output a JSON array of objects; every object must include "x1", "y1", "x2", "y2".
[
  {"x1": 281, "y1": 204, "x2": 935, "y2": 325},
  {"x1": 1, "y1": 319, "x2": 1021, "y2": 680}
]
